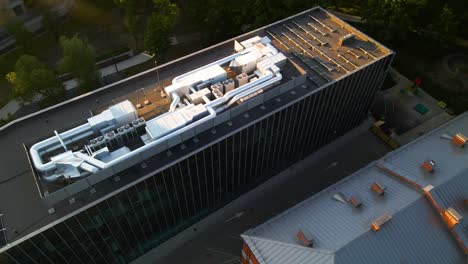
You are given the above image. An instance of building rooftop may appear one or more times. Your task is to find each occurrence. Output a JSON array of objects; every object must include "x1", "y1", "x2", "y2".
[
  {"x1": 243, "y1": 112, "x2": 468, "y2": 263},
  {"x1": 0, "y1": 7, "x2": 392, "y2": 250}
]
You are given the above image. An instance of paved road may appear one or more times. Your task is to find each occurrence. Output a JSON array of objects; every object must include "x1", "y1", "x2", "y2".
[{"x1": 151, "y1": 130, "x2": 392, "y2": 264}]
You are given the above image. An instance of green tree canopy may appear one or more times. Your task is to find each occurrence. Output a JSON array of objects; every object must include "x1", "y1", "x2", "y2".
[
  {"x1": 144, "y1": 0, "x2": 178, "y2": 58},
  {"x1": 362, "y1": 0, "x2": 460, "y2": 49},
  {"x1": 6, "y1": 55, "x2": 64, "y2": 103},
  {"x1": 42, "y1": 11, "x2": 62, "y2": 39},
  {"x1": 59, "y1": 35, "x2": 100, "y2": 92},
  {"x1": 184, "y1": 0, "x2": 324, "y2": 44},
  {"x1": 7, "y1": 24, "x2": 35, "y2": 54}
]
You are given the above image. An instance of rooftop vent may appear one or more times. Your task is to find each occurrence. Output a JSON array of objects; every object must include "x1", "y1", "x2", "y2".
[
  {"x1": 296, "y1": 229, "x2": 314, "y2": 247},
  {"x1": 338, "y1": 33, "x2": 355, "y2": 47},
  {"x1": 421, "y1": 160, "x2": 436, "y2": 173},
  {"x1": 452, "y1": 133, "x2": 467, "y2": 147},
  {"x1": 333, "y1": 192, "x2": 347, "y2": 204},
  {"x1": 371, "y1": 213, "x2": 392, "y2": 232},
  {"x1": 348, "y1": 195, "x2": 362, "y2": 208},
  {"x1": 371, "y1": 181, "x2": 386, "y2": 195},
  {"x1": 443, "y1": 207, "x2": 462, "y2": 229}
]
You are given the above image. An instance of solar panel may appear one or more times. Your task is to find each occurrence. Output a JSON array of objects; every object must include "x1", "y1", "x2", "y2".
[{"x1": 0, "y1": 213, "x2": 6, "y2": 247}]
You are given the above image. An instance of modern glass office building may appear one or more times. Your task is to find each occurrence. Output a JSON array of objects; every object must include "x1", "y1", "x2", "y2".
[{"x1": 0, "y1": 7, "x2": 393, "y2": 264}]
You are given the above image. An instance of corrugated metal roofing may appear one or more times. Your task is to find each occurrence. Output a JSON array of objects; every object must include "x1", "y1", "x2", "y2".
[
  {"x1": 379, "y1": 113, "x2": 468, "y2": 189},
  {"x1": 242, "y1": 235, "x2": 334, "y2": 264},
  {"x1": 243, "y1": 112, "x2": 468, "y2": 263},
  {"x1": 245, "y1": 163, "x2": 420, "y2": 251},
  {"x1": 335, "y1": 198, "x2": 466, "y2": 264}
]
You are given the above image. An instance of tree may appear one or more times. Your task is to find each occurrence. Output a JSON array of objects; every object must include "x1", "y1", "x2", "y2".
[
  {"x1": 144, "y1": 0, "x2": 178, "y2": 58},
  {"x1": 362, "y1": 0, "x2": 414, "y2": 46},
  {"x1": 7, "y1": 24, "x2": 35, "y2": 54},
  {"x1": 424, "y1": 5, "x2": 458, "y2": 48},
  {"x1": 43, "y1": 11, "x2": 62, "y2": 39},
  {"x1": 59, "y1": 35, "x2": 100, "y2": 92},
  {"x1": 114, "y1": 0, "x2": 148, "y2": 49},
  {"x1": 6, "y1": 55, "x2": 64, "y2": 103}
]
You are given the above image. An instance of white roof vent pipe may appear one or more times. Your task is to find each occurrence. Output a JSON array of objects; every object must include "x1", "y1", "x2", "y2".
[
  {"x1": 169, "y1": 92, "x2": 180, "y2": 112},
  {"x1": 30, "y1": 123, "x2": 94, "y2": 172},
  {"x1": 54, "y1": 130, "x2": 68, "y2": 151}
]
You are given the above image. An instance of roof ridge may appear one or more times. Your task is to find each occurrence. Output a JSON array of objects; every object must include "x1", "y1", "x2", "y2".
[
  {"x1": 246, "y1": 161, "x2": 380, "y2": 234},
  {"x1": 381, "y1": 112, "x2": 468, "y2": 161},
  {"x1": 241, "y1": 234, "x2": 335, "y2": 255}
]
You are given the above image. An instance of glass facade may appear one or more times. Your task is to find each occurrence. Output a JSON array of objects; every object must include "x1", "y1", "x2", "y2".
[{"x1": 0, "y1": 54, "x2": 393, "y2": 264}]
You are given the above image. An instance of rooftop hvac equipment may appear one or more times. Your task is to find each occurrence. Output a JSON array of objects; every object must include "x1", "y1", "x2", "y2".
[
  {"x1": 88, "y1": 100, "x2": 137, "y2": 132},
  {"x1": 210, "y1": 82, "x2": 224, "y2": 94},
  {"x1": 296, "y1": 229, "x2": 314, "y2": 247},
  {"x1": 145, "y1": 104, "x2": 208, "y2": 141},
  {"x1": 132, "y1": 117, "x2": 146, "y2": 135},
  {"x1": 181, "y1": 104, "x2": 208, "y2": 122},
  {"x1": 236, "y1": 73, "x2": 248, "y2": 87},
  {"x1": 89, "y1": 136, "x2": 106, "y2": 150},
  {"x1": 104, "y1": 131, "x2": 118, "y2": 147},
  {"x1": 212, "y1": 87, "x2": 223, "y2": 99},
  {"x1": 371, "y1": 213, "x2": 392, "y2": 232},
  {"x1": 223, "y1": 78, "x2": 235, "y2": 93},
  {"x1": 233, "y1": 53, "x2": 258, "y2": 74},
  {"x1": 239, "y1": 36, "x2": 263, "y2": 49},
  {"x1": 188, "y1": 88, "x2": 211, "y2": 105},
  {"x1": 338, "y1": 33, "x2": 356, "y2": 47},
  {"x1": 165, "y1": 65, "x2": 227, "y2": 97}
]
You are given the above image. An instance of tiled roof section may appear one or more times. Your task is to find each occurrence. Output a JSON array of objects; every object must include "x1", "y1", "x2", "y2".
[
  {"x1": 245, "y1": 162, "x2": 420, "y2": 251},
  {"x1": 242, "y1": 235, "x2": 334, "y2": 264},
  {"x1": 379, "y1": 113, "x2": 468, "y2": 189},
  {"x1": 335, "y1": 198, "x2": 466, "y2": 264}
]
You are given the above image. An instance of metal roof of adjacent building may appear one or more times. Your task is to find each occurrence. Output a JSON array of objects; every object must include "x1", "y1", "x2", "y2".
[{"x1": 243, "y1": 112, "x2": 468, "y2": 263}]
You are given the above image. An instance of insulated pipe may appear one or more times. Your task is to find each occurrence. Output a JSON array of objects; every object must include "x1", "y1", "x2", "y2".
[
  {"x1": 226, "y1": 73, "x2": 282, "y2": 107},
  {"x1": 101, "y1": 106, "x2": 217, "y2": 168},
  {"x1": 40, "y1": 130, "x2": 94, "y2": 156},
  {"x1": 30, "y1": 123, "x2": 93, "y2": 172},
  {"x1": 171, "y1": 49, "x2": 254, "y2": 84},
  {"x1": 95, "y1": 71, "x2": 275, "y2": 170},
  {"x1": 54, "y1": 130, "x2": 68, "y2": 151},
  {"x1": 41, "y1": 173, "x2": 62, "y2": 183},
  {"x1": 205, "y1": 71, "x2": 274, "y2": 110},
  {"x1": 169, "y1": 92, "x2": 180, "y2": 112},
  {"x1": 74, "y1": 152, "x2": 107, "y2": 170}
]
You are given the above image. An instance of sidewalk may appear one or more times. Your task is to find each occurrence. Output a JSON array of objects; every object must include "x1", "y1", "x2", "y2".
[{"x1": 0, "y1": 52, "x2": 153, "y2": 119}]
